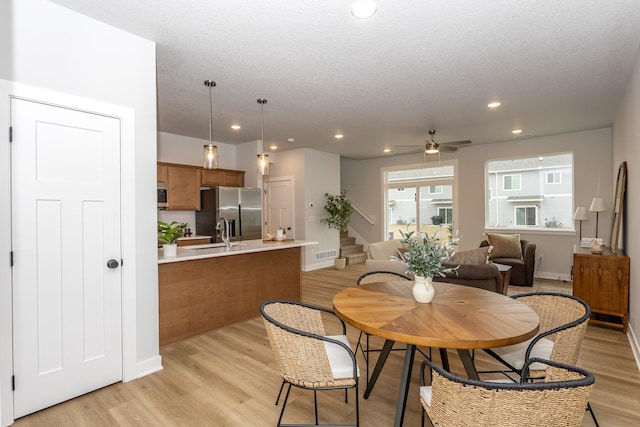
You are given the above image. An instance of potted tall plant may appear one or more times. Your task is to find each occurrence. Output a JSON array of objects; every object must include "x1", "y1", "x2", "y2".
[
  {"x1": 158, "y1": 220, "x2": 187, "y2": 257},
  {"x1": 321, "y1": 190, "x2": 354, "y2": 269}
]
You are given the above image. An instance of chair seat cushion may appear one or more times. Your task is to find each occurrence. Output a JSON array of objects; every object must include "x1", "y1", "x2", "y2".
[
  {"x1": 492, "y1": 337, "x2": 553, "y2": 371},
  {"x1": 324, "y1": 335, "x2": 360, "y2": 379},
  {"x1": 419, "y1": 385, "x2": 433, "y2": 406}
]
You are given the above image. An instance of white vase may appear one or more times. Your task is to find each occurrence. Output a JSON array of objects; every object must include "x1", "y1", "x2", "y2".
[
  {"x1": 412, "y1": 275, "x2": 435, "y2": 303},
  {"x1": 276, "y1": 229, "x2": 285, "y2": 241},
  {"x1": 163, "y1": 243, "x2": 178, "y2": 257}
]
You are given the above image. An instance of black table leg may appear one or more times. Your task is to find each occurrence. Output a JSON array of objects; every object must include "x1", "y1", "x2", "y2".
[
  {"x1": 393, "y1": 344, "x2": 416, "y2": 427},
  {"x1": 363, "y1": 339, "x2": 395, "y2": 399},
  {"x1": 457, "y1": 349, "x2": 479, "y2": 380}
]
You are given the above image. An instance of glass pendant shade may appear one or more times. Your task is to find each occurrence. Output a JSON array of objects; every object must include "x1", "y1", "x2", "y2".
[
  {"x1": 204, "y1": 144, "x2": 218, "y2": 169},
  {"x1": 257, "y1": 98, "x2": 269, "y2": 176},
  {"x1": 203, "y1": 79, "x2": 218, "y2": 169},
  {"x1": 257, "y1": 153, "x2": 269, "y2": 175}
]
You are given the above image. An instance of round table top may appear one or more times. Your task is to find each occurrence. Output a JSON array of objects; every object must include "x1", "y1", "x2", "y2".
[{"x1": 332, "y1": 280, "x2": 540, "y2": 349}]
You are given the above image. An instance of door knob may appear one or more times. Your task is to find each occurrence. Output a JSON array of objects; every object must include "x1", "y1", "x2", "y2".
[{"x1": 107, "y1": 259, "x2": 120, "y2": 269}]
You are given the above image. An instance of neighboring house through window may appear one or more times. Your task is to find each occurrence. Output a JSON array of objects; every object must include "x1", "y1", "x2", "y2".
[
  {"x1": 485, "y1": 153, "x2": 573, "y2": 232},
  {"x1": 384, "y1": 161, "x2": 457, "y2": 241}
]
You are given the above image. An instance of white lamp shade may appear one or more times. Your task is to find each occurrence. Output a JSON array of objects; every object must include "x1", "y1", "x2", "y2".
[
  {"x1": 589, "y1": 197, "x2": 606, "y2": 212},
  {"x1": 572, "y1": 206, "x2": 589, "y2": 221}
]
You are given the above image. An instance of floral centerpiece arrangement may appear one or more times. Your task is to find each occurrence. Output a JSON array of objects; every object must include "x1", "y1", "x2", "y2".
[{"x1": 396, "y1": 229, "x2": 459, "y2": 303}]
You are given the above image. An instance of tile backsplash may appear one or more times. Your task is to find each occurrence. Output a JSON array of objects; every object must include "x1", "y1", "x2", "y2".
[{"x1": 158, "y1": 210, "x2": 197, "y2": 234}]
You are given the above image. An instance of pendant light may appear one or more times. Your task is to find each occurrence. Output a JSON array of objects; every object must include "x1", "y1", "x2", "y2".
[
  {"x1": 257, "y1": 98, "x2": 270, "y2": 175},
  {"x1": 203, "y1": 79, "x2": 218, "y2": 169}
]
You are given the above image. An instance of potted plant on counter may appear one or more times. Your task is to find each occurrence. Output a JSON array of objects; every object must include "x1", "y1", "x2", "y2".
[
  {"x1": 158, "y1": 220, "x2": 187, "y2": 257},
  {"x1": 321, "y1": 190, "x2": 354, "y2": 269}
]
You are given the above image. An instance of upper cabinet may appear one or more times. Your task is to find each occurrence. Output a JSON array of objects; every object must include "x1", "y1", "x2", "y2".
[
  {"x1": 201, "y1": 168, "x2": 245, "y2": 187},
  {"x1": 158, "y1": 162, "x2": 246, "y2": 211}
]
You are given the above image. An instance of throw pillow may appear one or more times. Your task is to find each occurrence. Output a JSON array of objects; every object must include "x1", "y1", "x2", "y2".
[
  {"x1": 485, "y1": 233, "x2": 522, "y2": 259},
  {"x1": 395, "y1": 247, "x2": 409, "y2": 262},
  {"x1": 451, "y1": 247, "x2": 490, "y2": 265}
]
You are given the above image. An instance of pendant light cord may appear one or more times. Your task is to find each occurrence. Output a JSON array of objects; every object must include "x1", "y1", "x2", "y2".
[{"x1": 205, "y1": 80, "x2": 216, "y2": 146}]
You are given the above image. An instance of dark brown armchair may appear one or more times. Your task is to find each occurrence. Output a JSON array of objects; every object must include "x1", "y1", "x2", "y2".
[{"x1": 481, "y1": 239, "x2": 536, "y2": 287}]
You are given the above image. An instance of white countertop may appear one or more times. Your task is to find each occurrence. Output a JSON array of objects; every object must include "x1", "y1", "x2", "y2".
[{"x1": 158, "y1": 239, "x2": 317, "y2": 264}]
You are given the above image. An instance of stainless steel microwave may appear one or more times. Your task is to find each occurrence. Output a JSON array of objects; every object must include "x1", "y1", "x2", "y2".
[{"x1": 157, "y1": 184, "x2": 168, "y2": 208}]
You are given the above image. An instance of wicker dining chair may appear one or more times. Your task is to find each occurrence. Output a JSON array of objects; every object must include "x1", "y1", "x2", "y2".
[
  {"x1": 355, "y1": 271, "x2": 412, "y2": 387},
  {"x1": 261, "y1": 300, "x2": 360, "y2": 427},
  {"x1": 419, "y1": 357, "x2": 595, "y2": 427},
  {"x1": 482, "y1": 292, "x2": 591, "y2": 379},
  {"x1": 480, "y1": 292, "x2": 597, "y2": 424}
]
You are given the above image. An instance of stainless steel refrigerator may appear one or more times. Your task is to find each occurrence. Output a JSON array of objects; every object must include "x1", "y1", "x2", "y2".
[{"x1": 196, "y1": 187, "x2": 263, "y2": 242}]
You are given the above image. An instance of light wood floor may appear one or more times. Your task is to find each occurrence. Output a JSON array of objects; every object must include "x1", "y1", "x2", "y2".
[{"x1": 13, "y1": 263, "x2": 640, "y2": 426}]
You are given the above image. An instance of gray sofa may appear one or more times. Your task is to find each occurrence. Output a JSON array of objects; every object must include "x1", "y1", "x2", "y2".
[{"x1": 366, "y1": 239, "x2": 504, "y2": 294}]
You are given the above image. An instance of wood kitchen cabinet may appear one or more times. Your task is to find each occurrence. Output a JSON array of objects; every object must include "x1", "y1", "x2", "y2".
[
  {"x1": 157, "y1": 162, "x2": 201, "y2": 210},
  {"x1": 572, "y1": 245, "x2": 630, "y2": 332},
  {"x1": 201, "y1": 168, "x2": 245, "y2": 187}
]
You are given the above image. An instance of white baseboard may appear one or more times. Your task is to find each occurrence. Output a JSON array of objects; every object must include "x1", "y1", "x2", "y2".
[
  {"x1": 133, "y1": 355, "x2": 163, "y2": 380},
  {"x1": 303, "y1": 260, "x2": 335, "y2": 271},
  {"x1": 534, "y1": 271, "x2": 572, "y2": 282},
  {"x1": 628, "y1": 324, "x2": 640, "y2": 373}
]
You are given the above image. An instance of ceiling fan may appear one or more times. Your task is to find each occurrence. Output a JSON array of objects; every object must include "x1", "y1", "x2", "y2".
[{"x1": 396, "y1": 129, "x2": 472, "y2": 154}]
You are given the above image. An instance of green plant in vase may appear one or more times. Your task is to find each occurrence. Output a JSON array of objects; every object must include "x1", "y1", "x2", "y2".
[{"x1": 158, "y1": 221, "x2": 188, "y2": 257}]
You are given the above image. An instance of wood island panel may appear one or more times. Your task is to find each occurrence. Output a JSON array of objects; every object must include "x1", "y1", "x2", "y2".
[{"x1": 158, "y1": 247, "x2": 301, "y2": 346}]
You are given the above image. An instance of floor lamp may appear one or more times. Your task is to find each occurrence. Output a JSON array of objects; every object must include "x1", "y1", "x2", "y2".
[
  {"x1": 572, "y1": 206, "x2": 588, "y2": 240},
  {"x1": 589, "y1": 197, "x2": 606, "y2": 238}
]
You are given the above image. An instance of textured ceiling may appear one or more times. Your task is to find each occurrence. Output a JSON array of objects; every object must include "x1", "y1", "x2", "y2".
[{"x1": 49, "y1": 0, "x2": 640, "y2": 159}]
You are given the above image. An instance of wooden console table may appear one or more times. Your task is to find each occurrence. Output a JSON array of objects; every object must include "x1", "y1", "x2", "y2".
[{"x1": 572, "y1": 245, "x2": 630, "y2": 332}]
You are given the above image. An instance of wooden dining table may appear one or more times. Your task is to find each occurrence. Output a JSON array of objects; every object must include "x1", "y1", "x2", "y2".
[{"x1": 332, "y1": 280, "x2": 540, "y2": 427}]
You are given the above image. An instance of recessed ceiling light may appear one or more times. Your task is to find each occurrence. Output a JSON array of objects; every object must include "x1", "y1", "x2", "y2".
[
  {"x1": 230, "y1": 124, "x2": 241, "y2": 130},
  {"x1": 487, "y1": 102, "x2": 501, "y2": 108},
  {"x1": 351, "y1": 1, "x2": 377, "y2": 19},
  {"x1": 270, "y1": 144, "x2": 278, "y2": 150},
  {"x1": 512, "y1": 129, "x2": 523, "y2": 134},
  {"x1": 287, "y1": 138, "x2": 295, "y2": 143},
  {"x1": 383, "y1": 148, "x2": 391, "y2": 153},
  {"x1": 334, "y1": 134, "x2": 344, "y2": 139}
]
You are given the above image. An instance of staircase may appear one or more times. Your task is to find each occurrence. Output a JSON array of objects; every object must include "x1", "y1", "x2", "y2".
[{"x1": 340, "y1": 231, "x2": 368, "y2": 265}]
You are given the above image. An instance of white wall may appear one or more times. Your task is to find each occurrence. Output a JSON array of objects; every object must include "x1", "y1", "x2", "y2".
[
  {"x1": 157, "y1": 131, "x2": 237, "y2": 168},
  {"x1": 0, "y1": 1, "x2": 158, "y2": 424},
  {"x1": 342, "y1": 128, "x2": 613, "y2": 280},
  {"x1": 269, "y1": 148, "x2": 339, "y2": 270},
  {"x1": 613, "y1": 45, "x2": 640, "y2": 367}
]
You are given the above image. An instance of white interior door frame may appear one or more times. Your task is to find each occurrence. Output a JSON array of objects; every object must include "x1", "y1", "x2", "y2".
[{"x1": 0, "y1": 81, "x2": 142, "y2": 426}]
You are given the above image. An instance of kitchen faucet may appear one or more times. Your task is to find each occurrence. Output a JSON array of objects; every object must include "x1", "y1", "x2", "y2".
[{"x1": 216, "y1": 217, "x2": 231, "y2": 249}]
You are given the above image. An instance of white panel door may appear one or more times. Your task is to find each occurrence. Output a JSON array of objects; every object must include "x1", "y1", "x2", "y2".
[
  {"x1": 11, "y1": 98, "x2": 123, "y2": 417},
  {"x1": 265, "y1": 179, "x2": 294, "y2": 238}
]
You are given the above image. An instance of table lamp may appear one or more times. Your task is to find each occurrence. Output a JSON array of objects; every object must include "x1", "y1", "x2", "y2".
[
  {"x1": 589, "y1": 197, "x2": 606, "y2": 238},
  {"x1": 572, "y1": 206, "x2": 589, "y2": 240}
]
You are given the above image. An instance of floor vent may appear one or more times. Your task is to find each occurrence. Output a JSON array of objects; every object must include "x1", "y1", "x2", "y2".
[{"x1": 315, "y1": 249, "x2": 338, "y2": 261}]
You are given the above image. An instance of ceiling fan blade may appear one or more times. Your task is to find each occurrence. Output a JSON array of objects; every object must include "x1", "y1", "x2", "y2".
[
  {"x1": 439, "y1": 139, "x2": 472, "y2": 146},
  {"x1": 394, "y1": 145, "x2": 424, "y2": 148},
  {"x1": 438, "y1": 145, "x2": 458, "y2": 152}
]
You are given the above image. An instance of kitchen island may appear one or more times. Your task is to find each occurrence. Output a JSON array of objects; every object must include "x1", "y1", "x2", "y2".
[{"x1": 158, "y1": 239, "x2": 316, "y2": 346}]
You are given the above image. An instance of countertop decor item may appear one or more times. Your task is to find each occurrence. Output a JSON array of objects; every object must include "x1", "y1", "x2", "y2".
[{"x1": 158, "y1": 220, "x2": 188, "y2": 257}]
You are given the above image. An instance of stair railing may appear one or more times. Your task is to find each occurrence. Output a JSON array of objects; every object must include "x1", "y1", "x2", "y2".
[{"x1": 351, "y1": 202, "x2": 375, "y2": 225}]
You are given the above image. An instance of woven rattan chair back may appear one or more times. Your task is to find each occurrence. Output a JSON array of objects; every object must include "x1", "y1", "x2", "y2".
[
  {"x1": 514, "y1": 292, "x2": 590, "y2": 369},
  {"x1": 421, "y1": 358, "x2": 594, "y2": 427},
  {"x1": 357, "y1": 271, "x2": 410, "y2": 285}
]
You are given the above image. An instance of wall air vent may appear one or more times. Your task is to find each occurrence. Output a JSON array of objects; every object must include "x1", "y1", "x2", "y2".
[{"x1": 315, "y1": 249, "x2": 338, "y2": 261}]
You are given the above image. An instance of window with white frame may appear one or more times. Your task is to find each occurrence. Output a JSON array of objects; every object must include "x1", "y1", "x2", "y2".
[
  {"x1": 546, "y1": 171, "x2": 561, "y2": 184},
  {"x1": 428, "y1": 185, "x2": 443, "y2": 194},
  {"x1": 515, "y1": 206, "x2": 537, "y2": 226},
  {"x1": 485, "y1": 153, "x2": 573, "y2": 231},
  {"x1": 384, "y1": 162, "x2": 457, "y2": 241},
  {"x1": 503, "y1": 174, "x2": 521, "y2": 190},
  {"x1": 438, "y1": 207, "x2": 453, "y2": 224}
]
